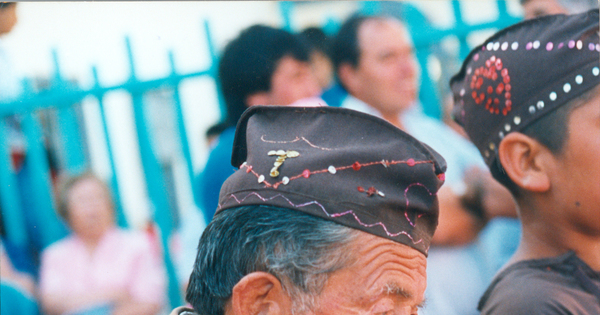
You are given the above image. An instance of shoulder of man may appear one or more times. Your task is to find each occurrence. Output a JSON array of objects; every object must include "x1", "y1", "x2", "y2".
[
  {"x1": 198, "y1": 126, "x2": 237, "y2": 214},
  {"x1": 479, "y1": 257, "x2": 598, "y2": 314}
]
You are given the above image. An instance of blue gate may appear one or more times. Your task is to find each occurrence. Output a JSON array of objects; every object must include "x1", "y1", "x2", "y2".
[{"x1": 0, "y1": 1, "x2": 521, "y2": 308}]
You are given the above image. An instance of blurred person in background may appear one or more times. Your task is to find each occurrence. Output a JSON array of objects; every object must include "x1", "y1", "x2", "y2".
[
  {"x1": 331, "y1": 13, "x2": 516, "y2": 315},
  {"x1": 39, "y1": 172, "x2": 166, "y2": 315},
  {"x1": 298, "y1": 26, "x2": 349, "y2": 108},
  {"x1": 1, "y1": 226, "x2": 39, "y2": 315},
  {"x1": 0, "y1": 0, "x2": 44, "y2": 273},
  {"x1": 196, "y1": 24, "x2": 322, "y2": 222},
  {"x1": 204, "y1": 121, "x2": 230, "y2": 150},
  {"x1": 520, "y1": 0, "x2": 597, "y2": 19},
  {"x1": 298, "y1": 26, "x2": 335, "y2": 91},
  {"x1": 174, "y1": 121, "x2": 229, "y2": 293}
]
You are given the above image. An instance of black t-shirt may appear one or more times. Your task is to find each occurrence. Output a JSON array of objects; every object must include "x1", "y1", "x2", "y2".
[{"x1": 479, "y1": 251, "x2": 600, "y2": 314}]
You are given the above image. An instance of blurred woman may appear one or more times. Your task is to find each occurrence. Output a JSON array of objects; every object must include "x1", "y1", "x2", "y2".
[{"x1": 39, "y1": 172, "x2": 166, "y2": 315}]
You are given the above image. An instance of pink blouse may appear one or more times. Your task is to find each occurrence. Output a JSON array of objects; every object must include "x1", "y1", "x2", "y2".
[{"x1": 39, "y1": 228, "x2": 166, "y2": 307}]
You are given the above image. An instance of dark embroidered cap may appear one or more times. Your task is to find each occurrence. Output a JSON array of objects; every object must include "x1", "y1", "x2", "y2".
[
  {"x1": 450, "y1": 9, "x2": 600, "y2": 166},
  {"x1": 217, "y1": 105, "x2": 447, "y2": 256}
]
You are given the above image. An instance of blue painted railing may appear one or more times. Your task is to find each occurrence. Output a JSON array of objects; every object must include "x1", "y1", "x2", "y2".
[{"x1": 0, "y1": 1, "x2": 521, "y2": 308}]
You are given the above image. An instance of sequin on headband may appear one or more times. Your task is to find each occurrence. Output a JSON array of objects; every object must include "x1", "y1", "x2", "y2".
[
  {"x1": 217, "y1": 106, "x2": 447, "y2": 256},
  {"x1": 450, "y1": 9, "x2": 600, "y2": 166}
]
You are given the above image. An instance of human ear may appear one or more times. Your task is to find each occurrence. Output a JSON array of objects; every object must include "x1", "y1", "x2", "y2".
[
  {"x1": 229, "y1": 272, "x2": 292, "y2": 315},
  {"x1": 498, "y1": 132, "x2": 551, "y2": 193},
  {"x1": 246, "y1": 92, "x2": 270, "y2": 107}
]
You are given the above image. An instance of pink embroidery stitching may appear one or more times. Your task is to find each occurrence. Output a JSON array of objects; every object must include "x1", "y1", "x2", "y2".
[
  {"x1": 260, "y1": 135, "x2": 335, "y2": 151},
  {"x1": 404, "y1": 183, "x2": 434, "y2": 227},
  {"x1": 218, "y1": 191, "x2": 426, "y2": 246}
]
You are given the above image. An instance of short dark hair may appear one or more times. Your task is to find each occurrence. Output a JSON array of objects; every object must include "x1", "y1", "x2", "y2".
[
  {"x1": 0, "y1": 2, "x2": 16, "y2": 9},
  {"x1": 205, "y1": 121, "x2": 230, "y2": 140},
  {"x1": 185, "y1": 205, "x2": 357, "y2": 315},
  {"x1": 218, "y1": 25, "x2": 311, "y2": 126},
  {"x1": 331, "y1": 14, "x2": 403, "y2": 92},
  {"x1": 299, "y1": 27, "x2": 330, "y2": 56},
  {"x1": 491, "y1": 85, "x2": 600, "y2": 195},
  {"x1": 331, "y1": 14, "x2": 370, "y2": 92}
]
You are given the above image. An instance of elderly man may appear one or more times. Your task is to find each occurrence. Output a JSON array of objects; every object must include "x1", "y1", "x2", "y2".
[{"x1": 171, "y1": 105, "x2": 447, "y2": 315}]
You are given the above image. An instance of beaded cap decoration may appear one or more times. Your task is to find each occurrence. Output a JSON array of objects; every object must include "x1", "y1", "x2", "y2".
[
  {"x1": 217, "y1": 106, "x2": 447, "y2": 256},
  {"x1": 450, "y1": 9, "x2": 600, "y2": 166}
]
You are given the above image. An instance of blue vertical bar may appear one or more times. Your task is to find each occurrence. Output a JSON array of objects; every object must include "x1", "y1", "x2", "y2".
[
  {"x1": 92, "y1": 67, "x2": 128, "y2": 228},
  {"x1": 279, "y1": 1, "x2": 293, "y2": 32},
  {"x1": 401, "y1": 3, "x2": 443, "y2": 120},
  {"x1": 360, "y1": 1, "x2": 381, "y2": 15},
  {"x1": 0, "y1": 119, "x2": 29, "y2": 248},
  {"x1": 125, "y1": 37, "x2": 182, "y2": 307},
  {"x1": 453, "y1": 0, "x2": 473, "y2": 60},
  {"x1": 203, "y1": 20, "x2": 226, "y2": 121},
  {"x1": 52, "y1": 49, "x2": 87, "y2": 174},
  {"x1": 21, "y1": 112, "x2": 67, "y2": 248},
  {"x1": 496, "y1": 0, "x2": 510, "y2": 19},
  {"x1": 56, "y1": 106, "x2": 87, "y2": 173},
  {"x1": 167, "y1": 51, "x2": 197, "y2": 207}
]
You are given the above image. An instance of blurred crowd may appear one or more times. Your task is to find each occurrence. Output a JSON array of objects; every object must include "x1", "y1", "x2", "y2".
[{"x1": 1, "y1": 1, "x2": 597, "y2": 314}]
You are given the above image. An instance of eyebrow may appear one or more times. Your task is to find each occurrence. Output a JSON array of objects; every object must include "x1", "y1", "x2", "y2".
[{"x1": 380, "y1": 282, "x2": 426, "y2": 309}]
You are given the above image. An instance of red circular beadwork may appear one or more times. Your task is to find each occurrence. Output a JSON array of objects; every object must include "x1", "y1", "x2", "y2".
[
  {"x1": 302, "y1": 169, "x2": 310, "y2": 178},
  {"x1": 407, "y1": 159, "x2": 416, "y2": 167},
  {"x1": 357, "y1": 186, "x2": 365, "y2": 192},
  {"x1": 470, "y1": 56, "x2": 512, "y2": 115},
  {"x1": 496, "y1": 83, "x2": 504, "y2": 94},
  {"x1": 352, "y1": 162, "x2": 361, "y2": 171}
]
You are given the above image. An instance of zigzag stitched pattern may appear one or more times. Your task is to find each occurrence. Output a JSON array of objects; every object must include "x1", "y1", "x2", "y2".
[{"x1": 218, "y1": 191, "x2": 426, "y2": 246}]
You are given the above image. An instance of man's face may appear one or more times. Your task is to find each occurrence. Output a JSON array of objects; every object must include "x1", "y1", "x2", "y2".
[
  {"x1": 262, "y1": 55, "x2": 322, "y2": 106},
  {"x1": 343, "y1": 18, "x2": 419, "y2": 117},
  {"x1": 522, "y1": 0, "x2": 567, "y2": 19},
  {"x1": 549, "y1": 90, "x2": 600, "y2": 234},
  {"x1": 67, "y1": 178, "x2": 115, "y2": 241},
  {"x1": 308, "y1": 233, "x2": 427, "y2": 315}
]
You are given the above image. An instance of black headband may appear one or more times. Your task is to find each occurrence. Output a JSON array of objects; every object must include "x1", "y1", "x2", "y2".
[{"x1": 451, "y1": 9, "x2": 599, "y2": 166}]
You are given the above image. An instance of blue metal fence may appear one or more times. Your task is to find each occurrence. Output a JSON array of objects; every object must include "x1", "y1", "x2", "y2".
[{"x1": 0, "y1": 1, "x2": 521, "y2": 308}]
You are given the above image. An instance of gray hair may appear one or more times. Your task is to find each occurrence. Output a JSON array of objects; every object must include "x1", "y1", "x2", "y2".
[{"x1": 186, "y1": 205, "x2": 359, "y2": 315}]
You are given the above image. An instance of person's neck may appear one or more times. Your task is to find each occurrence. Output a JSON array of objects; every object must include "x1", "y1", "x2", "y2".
[
  {"x1": 381, "y1": 112, "x2": 405, "y2": 131},
  {"x1": 511, "y1": 204, "x2": 600, "y2": 271},
  {"x1": 350, "y1": 96, "x2": 407, "y2": 131}
]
